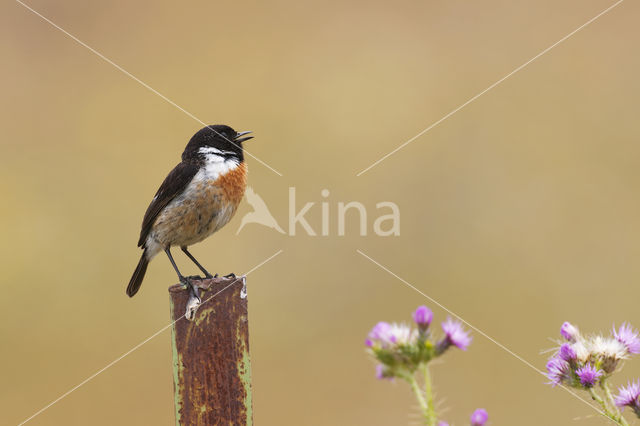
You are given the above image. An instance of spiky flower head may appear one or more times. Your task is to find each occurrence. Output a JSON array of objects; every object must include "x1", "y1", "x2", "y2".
[
  {"x1": 613, "y1": 323, "x2": 640, "y2": 355},
  {"x1": 413, "y1": 305, "x2": 433, "y2": 330},
  {"x1": 440, "y1": 317, "x2": 472, "y2": 351},
  {"x1": 545, "y1": 321, "x2": 639, "y2": 391},
  {"x1": 366, "y1": 321, "x2": 417, "y2": 349},
  {"x1": 591, "y1": 336, "x2": 628, "y2": 360},
  {"x1": 575, "y1": 363, "x2": 603, "y2": 388},
  {"x1": 389, "y1": 323, "x2": 417, "y2": 346},
  {"x1": 470, "y1": 408, "x2": 489, "y2": 426},
  {"x1": 365, "y1": 321, "x2": 424, "y2": 378},
  {"x1": 615, "y1": 380, "x2": 640, "y2": 411},
  {"x1": 367, "y1": 322, "x2": 394, "y2": 348},
  {"x1": 571, "y1": 340, "x2": 590, "y2": 363},
  {"x1": 366, "y1": 306, "x2": 473, "y2": 382},
  {"x1": 558, "y1": 343, "x2": 577, "y2": 362},
  {"x1": 561, "y1": 322, "x2": 580, "y2": 342},
  {"x1": 590, "y1": 335, "x2": 628, "y2": 373},
  {"x1": 546, "y1": 355, "x2": 570, "y2": 387}
]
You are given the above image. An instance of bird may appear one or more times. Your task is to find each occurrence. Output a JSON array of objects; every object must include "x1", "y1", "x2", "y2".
[
  {"x1": 236, "y1": 186, "x2": 285, "y2": 235},
  {"x1": 127, "y1": 124, "x2": 253, "y2": 300}
]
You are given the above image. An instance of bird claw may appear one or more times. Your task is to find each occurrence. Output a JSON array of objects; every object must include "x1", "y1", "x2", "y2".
[
  {"x1": 180, "y1": 276, "x2": 201, "y2": 321},
  {"x1": 185, "y1": 293, "x2": 201, "y2": 321},
  {"x1": 187, "y1": 275, "x2": 203, "y2": 280},
  {"x1": 224, "y1": 273, "x2": 236, "y2": 279},
  {"x1": 180, "y1": 276, "x2": 201, "y2": 303}
]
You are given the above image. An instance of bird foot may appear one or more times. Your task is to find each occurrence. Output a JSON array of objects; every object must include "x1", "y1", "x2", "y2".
[
  {"x1": 185, "y1": 293, "x2": 201, "y2": 321},
  {"x1": 180, "y1": 276, "x2": 201, "y2": 321},
  {"x1": 180, "y1": 276, "x2": 201, "y2": 303},
  {"x1": 209, "y1": 273, "x2": 234, "y2": 279}
]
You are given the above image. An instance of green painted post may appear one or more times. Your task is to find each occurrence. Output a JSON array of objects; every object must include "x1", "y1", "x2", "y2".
[{"x1": 169, "y1": 276, "x2": 252, "y2": 425}]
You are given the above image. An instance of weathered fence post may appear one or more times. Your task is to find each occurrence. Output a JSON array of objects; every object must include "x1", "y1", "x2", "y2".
[{"x1": 169, "y1": 276, "x2": 252, "y2": 426}]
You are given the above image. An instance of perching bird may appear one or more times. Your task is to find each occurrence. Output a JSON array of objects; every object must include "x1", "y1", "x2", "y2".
[
  {"x1": 236, "y1": 186, "x2": 285, "y2": 235},
  {"x1": 127, "y1": 125, "x2": 252, "y2": 300}
]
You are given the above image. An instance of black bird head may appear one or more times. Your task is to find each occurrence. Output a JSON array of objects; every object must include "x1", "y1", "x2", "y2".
[{"x1": 182, "y1": 125, "x2": 253, "y2": 163}]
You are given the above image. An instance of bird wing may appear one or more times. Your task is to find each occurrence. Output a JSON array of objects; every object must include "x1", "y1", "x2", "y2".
[{"x1": 137, "y1": 162, "x2": 199, "y2": 247}]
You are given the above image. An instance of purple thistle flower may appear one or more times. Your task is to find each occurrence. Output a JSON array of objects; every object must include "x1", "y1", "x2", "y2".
[
  {"x1": 366, "y1": 321, "x2": 416, "y2": 349},
  {"x1": 546, "y1": 356, "x2": 569, "y2": 387},
  {"x1": 413, "y1": 305, "x2": 433, "y2": 329},
  {"x1": 561, "y1": 322, "x2": 579, "y2": 342},
  {"x1": 470, "y1": 408, "x2": 489, "y2": 426},
  {"x1": 369, "y1": 322, "x2": 392, "y2": 340},
  {"x1": 441, "y1": 317, "x2": 472, "y2": 351},
  {"x1": 615, "y1": 380, "x2": 640, "y2": 409},
  {"x1": 576, "y1": 363, "x2": 603, "y2": 388},
  {"x1": 613, "y1": 323, "x2": 640, "y2": 355},
  {"x1": 367, "y1": 322, "x2": 394, "y2": 348},
  {"x1": 558, "y1": 343, "x2": 577, "y2": 362},
  {"x1": 438, "y1": 422, "x2": 449, "y2": 426}
]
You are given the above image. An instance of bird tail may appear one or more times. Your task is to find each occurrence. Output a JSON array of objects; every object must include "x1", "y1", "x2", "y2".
[{"x1": 127, "y1": 251, "x2": 149, "y2": 297}]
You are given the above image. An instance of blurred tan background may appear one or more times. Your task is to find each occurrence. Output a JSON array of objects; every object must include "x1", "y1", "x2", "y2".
[{"x1": 2, "y1": 0, "x2": 639, "y2": 424}]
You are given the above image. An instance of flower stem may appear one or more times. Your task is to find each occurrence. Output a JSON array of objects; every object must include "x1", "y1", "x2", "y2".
[
  {"x1": 422, "y1": 365, "x2": 437, "y2": 426},
  {"x1": 601, "y1": 380, "x2": 629, "y2": 426},
  {"x1": 589, "y1": 387, "x2": 628, "y2": 426},
  {"x1": 408, "y1": 375, "x2": 434, "y2": 426}
]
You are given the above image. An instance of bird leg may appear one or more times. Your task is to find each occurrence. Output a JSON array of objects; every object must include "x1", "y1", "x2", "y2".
[
  {"x1": 180, "y1": 247, "x2": 214, "y2": 279},
  {"x1": 165, "y1": 247, "x2": 200, "y2": 302}
]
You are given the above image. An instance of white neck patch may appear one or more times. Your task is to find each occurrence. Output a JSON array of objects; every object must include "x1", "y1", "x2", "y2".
[
  {"x1": 196, "y1": 146, "x2": 240, "y2": 181},
  {"x1": 199, "y1": 146, "x2": 238, "y2": 156}
]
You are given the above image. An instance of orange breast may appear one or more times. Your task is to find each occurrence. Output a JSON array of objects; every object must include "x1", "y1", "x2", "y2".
[{"x1": 216, "y1": 162, "x2": 247, "y2": 205}]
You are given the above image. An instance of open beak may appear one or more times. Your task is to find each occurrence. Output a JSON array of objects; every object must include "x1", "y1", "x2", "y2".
[{"x1": 234, "y1": 131, "x2": 253, "y2": 143}]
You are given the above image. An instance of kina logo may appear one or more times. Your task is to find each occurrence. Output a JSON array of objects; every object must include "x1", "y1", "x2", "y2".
[{"x1": 236, "y1": 187, "x2": 400, "y2": 237}]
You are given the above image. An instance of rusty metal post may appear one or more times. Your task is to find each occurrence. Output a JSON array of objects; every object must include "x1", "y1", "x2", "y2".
[{"x1": 169, "y1": 276, "x2": 252, "y2": 426}]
